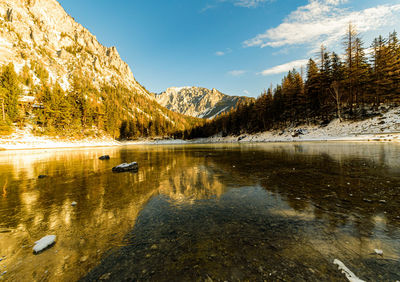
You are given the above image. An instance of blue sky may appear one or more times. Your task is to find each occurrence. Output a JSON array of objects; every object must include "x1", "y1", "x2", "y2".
[{"x1": 58, "y1": 0, "x2": 400, "y2": 97}]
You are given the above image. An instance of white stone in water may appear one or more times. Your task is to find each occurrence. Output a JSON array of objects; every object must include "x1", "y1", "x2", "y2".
[
  {"x1": 71, "y1": 201, "x2": 77, "y2": 206},
  {"x1": 374, "y1": 249, "x2": 383, "y2": 255},
  {"x1": 333, "y1": 259, "x2": 365, "y2": 282},
  {"x1": 33, "y1": 235, "x2": 56, "y2": 253}
]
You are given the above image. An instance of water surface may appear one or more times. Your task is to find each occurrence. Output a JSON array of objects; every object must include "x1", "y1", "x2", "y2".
[{"x1": 0, "y1": 143, "x2": 400, "y2": 281}]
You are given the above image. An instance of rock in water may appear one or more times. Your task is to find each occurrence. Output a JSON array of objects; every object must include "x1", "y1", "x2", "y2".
[
  {"x1": 112, "y1": 162, "x2": 139, "y2": 173},
  {"x1": 99, "y1": 155, "x2": 110, "y2": 160},
  {"x1": 33, "y1": 235, "x2": 56, "y2": 254},
  {"x1": 38, "y1": 175, "x2": 47, "y2": 179},
  {"x1": 71, "y1": 201, "x2": 77, "y2": 206}
]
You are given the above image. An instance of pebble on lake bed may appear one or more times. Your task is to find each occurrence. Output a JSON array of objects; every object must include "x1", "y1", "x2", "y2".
[
  {"x1": 71, "y1": 201, "x2": 77, "y2": 206},
  {"x1": 33, "y1": 235, "x2": 56, "y2": 254},
  {"x1": 374, "y1": 249, "x2": 383, "y2": 255},
  {"x1": 99, "y1": 155, "x2": 110, "y2": 160}
]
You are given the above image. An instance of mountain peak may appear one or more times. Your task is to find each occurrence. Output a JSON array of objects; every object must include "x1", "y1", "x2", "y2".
[
  {"x1": 0, "y1": 0, "x2": 148, "y2": 94},
  {"x1": 156, "y1": 86, "x2": 253, "y2": 119}
]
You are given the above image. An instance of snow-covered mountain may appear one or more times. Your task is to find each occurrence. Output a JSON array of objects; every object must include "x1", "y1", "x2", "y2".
[
  {"x1": 0, "y1": 0, "x2": 149, "y2": 96},
  {"x1": 156, "y1": 87, "x2": 253, "y2": 119}
]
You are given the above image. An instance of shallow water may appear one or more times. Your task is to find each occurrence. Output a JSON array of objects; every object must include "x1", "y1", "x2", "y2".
[{"x1": 0, "y1": 143, "x2": 400, "y2": 281}]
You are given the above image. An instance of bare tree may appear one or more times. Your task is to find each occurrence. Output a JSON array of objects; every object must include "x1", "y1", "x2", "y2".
[{"x1": 330, "y1": 81, "x2": 343, "y2": 122}]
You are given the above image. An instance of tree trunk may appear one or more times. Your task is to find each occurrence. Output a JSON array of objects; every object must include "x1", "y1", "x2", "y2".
[
  {"x1": 1, "y1": 99, "x2": 5, "y2": 121},
  {"x1": 332, "y1": 82, "x2": 342, "y2": 122}
]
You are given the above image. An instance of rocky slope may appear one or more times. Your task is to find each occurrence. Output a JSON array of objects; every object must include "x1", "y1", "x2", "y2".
[
  {"x1": 156, "y1": 87, "x2": 252, "y2": 119},
  {"x1": 0, "y1": 0, "x2": 148, "y2": 95},
  {"x1": 0, "y1": 0, "x2": 200, "y2": 138}
]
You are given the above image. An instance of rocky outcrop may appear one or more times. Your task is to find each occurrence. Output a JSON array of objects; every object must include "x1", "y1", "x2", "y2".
[
  {"x1": 112, "y1": 162, "x2": 139, "y2": 173},
  {"x1": 155, "y1": 87, "x2": 253, "y2": 119},
  {"x1": 0, "y1": 0, "x2": 149, "y2": 96}
]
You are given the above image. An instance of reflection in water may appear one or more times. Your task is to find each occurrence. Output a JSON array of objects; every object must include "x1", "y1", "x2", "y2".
[{"x1": 0, "y1": 143, "x2": 400, "y2": 281}]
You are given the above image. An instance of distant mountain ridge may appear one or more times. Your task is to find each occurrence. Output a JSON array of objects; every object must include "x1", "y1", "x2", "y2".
[{"x1": 156, "y1": 87, "x2": 253, "y2": 119}]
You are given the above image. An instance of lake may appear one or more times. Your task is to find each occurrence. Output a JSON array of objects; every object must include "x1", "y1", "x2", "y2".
[{"x1": 0, "y1": 143, "x2": 400, "y2": 281}]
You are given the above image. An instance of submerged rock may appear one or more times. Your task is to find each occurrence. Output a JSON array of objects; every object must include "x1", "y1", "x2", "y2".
[
  {"x1": 33, "y1": 235, "x2": 56, "y2": 254},
  {"x1": 112, "y1": 162, "x2": 139, "y2": 173},
  {"x1": 38, "y1": 175, "x2": 47, "y2": 179},
  {"x1": 71, "y1": 201, "x2": 77, "y2": 206},
  {"x1": 99, "y1": 155, "x2": 110, "y2": 160}
]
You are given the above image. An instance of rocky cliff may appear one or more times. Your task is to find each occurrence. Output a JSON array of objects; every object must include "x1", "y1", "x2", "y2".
[
  {"x1": 0, "y1": 0, "x2": 148, "y2": 95},
  {"x1": 156, "y1": 87, "x2": 252, "y2": 119}
]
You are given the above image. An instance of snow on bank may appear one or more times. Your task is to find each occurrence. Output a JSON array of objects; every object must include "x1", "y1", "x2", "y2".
[
  {"x1": 33, "y1": 235, "x2": 56, "y2": 253},
  {"x1": 333, "y1": 259, "x2": 365, "y2": 282},
  {"x1": 123, "y1": 139, "x2": 188, "y2": 145},
  {"x1": 0, "y1": 127, "x2": 120, "y2": 150},
  {"x1": 1, "y1": 108, "x2": 399, "y2": 150},
  {"x1": 193, "y1": 107, "x2": 400, "y2": 144}
]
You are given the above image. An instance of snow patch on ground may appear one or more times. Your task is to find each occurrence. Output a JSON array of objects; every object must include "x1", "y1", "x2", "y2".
[
  {"x1": 193, "y1": 107, "x2": 400, "y2": 144},
  {"x1": 0, "y1": 127, "x2": 120, "y2": 150},
  {"x1": 124, "y1": 139, "x2": 188, "y2": 145}
]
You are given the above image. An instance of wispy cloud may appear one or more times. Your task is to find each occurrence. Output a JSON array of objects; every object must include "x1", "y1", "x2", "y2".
[
  {"x1": 215, "y1": 48, "x2": 232, "y2": 56},
  {"x1": 243, "y1": 90, "x2": 250, "y2": 95},
  {"x1": 244, "y1": 0, "x2": 400, "y2": 49},
  {"x1": 200, "y1": 4, "x2": 218, "y2": 13},
  {"x1": 234, "y1": 0, "x2": 270, "y2": 8},
  {"x1": 259, "y1": 59, "x2": 308, "y2": 76},
  {"x1": 228, "y1": 70, "x2": 247, "y2": 76},
  {"x1": 202, "y1": 0, "x2": 270, "y2": 12}
]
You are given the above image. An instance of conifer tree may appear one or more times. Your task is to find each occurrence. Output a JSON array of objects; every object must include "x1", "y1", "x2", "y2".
[{"x1": 0, "y1": 63, "x2": 20, "y2": 122}]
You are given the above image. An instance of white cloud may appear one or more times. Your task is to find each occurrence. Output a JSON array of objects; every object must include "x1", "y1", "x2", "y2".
[
  {"x1": 244, "y1": 1, "x2": 400, "y2": 49},
  {"x1": 260, "y1": 59, "x2": 308, "y2": 76},
  {"x1": 228, "y1": 70, "x2": 247, "y2": 76},
  {"x1": 234, "y1": 0, "x2": 269, "y2": 8},
  {"x1": 215, "y1": 48, "x2": 232, "y2": 56},
  {"x1": 202, "y1": 0, "x2": 269, "y2": 11},
  {"x1": 243, "y1": 90, "x2": 250, "y2": 95}
]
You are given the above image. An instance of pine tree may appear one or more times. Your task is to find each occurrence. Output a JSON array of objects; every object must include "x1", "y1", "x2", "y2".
[
  {"x1": 0, "y1": 63, "x2": 20, "y2": 122},
  {"x1": 304, "y1": 58, "x2": 320, "y2": 120}
]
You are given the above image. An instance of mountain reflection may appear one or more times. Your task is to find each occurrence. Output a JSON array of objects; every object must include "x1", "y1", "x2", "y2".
[{"x1": 0, "y1": 143, "x2": 400, "y2": 281}]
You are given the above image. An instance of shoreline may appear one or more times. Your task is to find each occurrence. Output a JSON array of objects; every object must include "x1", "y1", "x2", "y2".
[
  {"x1": 1, "y1": 107, "x2": 399, "y2": 150},
  {"x1": 0, "y1": 132, "x2": 398, "y2": 151}
]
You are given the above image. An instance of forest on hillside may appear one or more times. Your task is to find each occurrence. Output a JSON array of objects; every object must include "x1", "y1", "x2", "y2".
[
  {"x1": 0, "y1": 61, "x2": 199, "y2": 138},
  {"x1": 182, "y1": 25, "x2": 400, "y2": 139}
]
